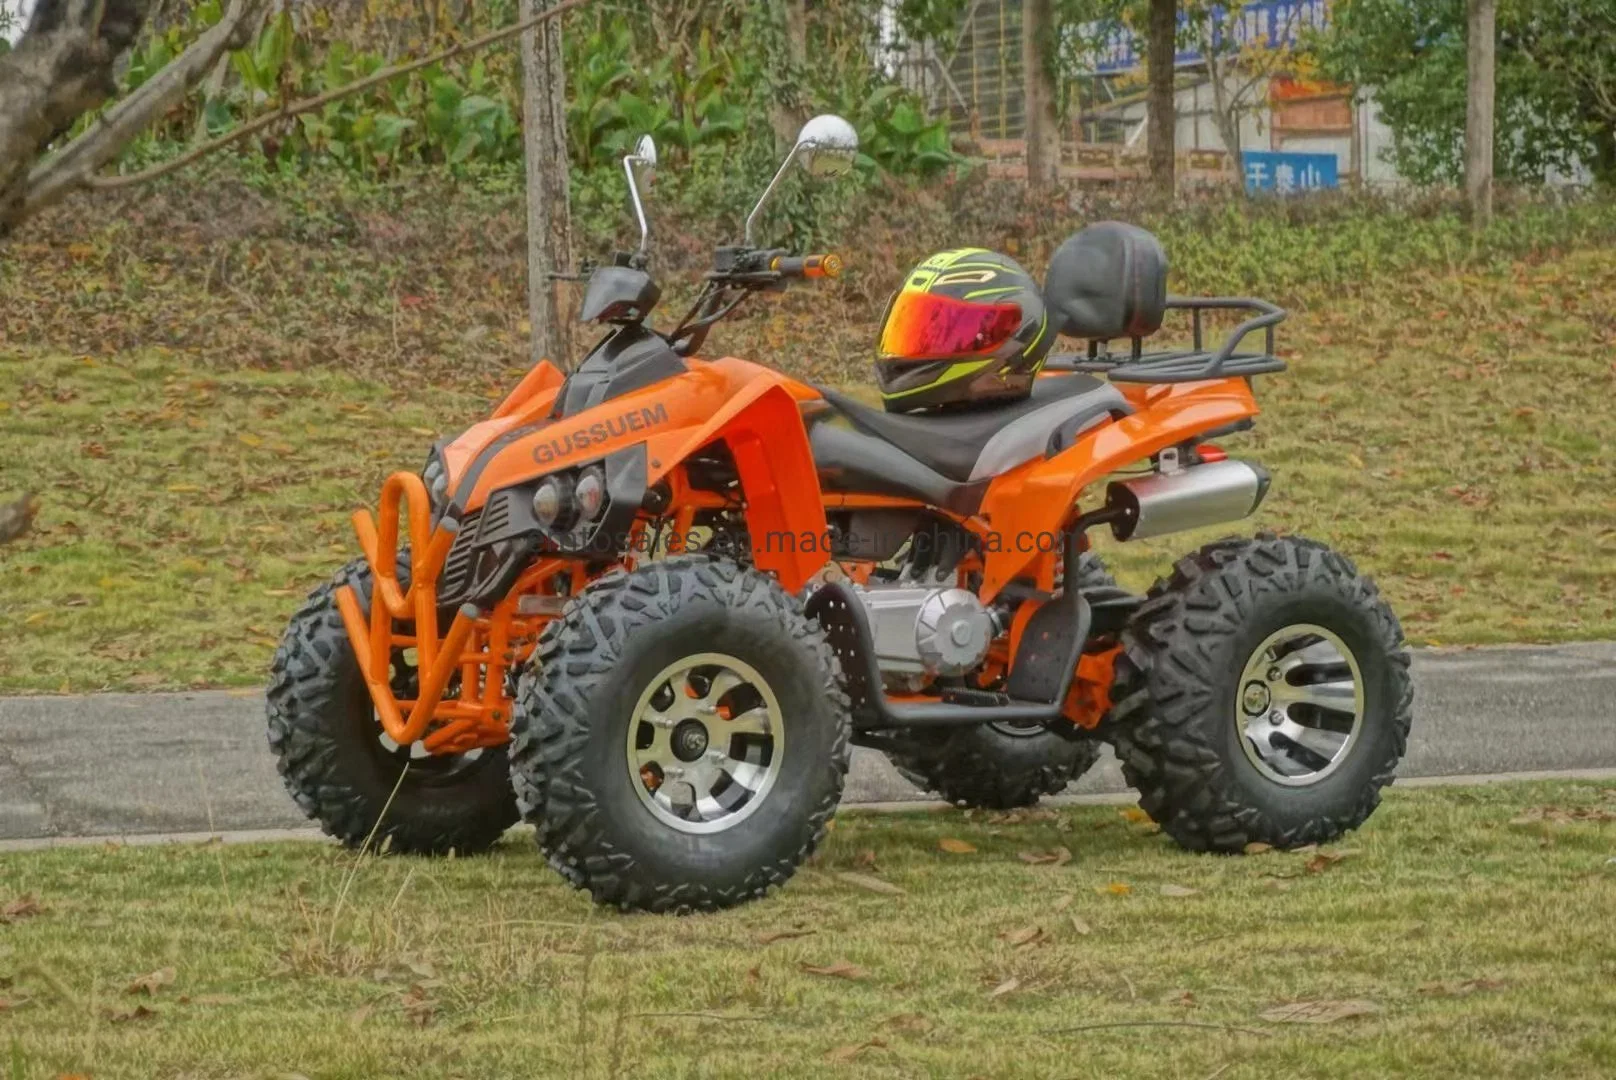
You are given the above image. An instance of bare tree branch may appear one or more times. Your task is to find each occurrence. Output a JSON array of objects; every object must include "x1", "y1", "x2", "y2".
[
  {"x1": 0, "y1": 0, "x2": 156, "y2": 230},
  {"x1": 0, "y1": 0, "x2": 590, "y2": 237},
  {"x1": 21, "y1": 0, "x2": 267, "y2": 220}
]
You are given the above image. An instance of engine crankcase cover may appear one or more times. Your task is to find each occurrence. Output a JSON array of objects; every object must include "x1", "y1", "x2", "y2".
[{"x1": 914, "y1": 587, "x2": 994, "y2": 675}]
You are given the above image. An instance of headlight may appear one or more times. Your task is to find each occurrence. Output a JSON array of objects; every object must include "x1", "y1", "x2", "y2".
[
  {"x1": 532, "y1": 474, "x2": 575, "y2": 530},
  {"x1": 422, "y1": 450, "x2": 450, "y2": 510},
  {"x1": 575, "y1": 465, "x2": 608, "y2": 523}
]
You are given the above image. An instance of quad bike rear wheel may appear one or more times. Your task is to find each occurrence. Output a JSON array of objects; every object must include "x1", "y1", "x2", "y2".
[
  {"x1": 509, "y1": 556, "x2": 851, "y2": 912},
  {"x1": 886, "y1": 552, "x2": 1114, "y2": 809},
  {"x1": 1108, "y1": 534, "x2": 1412, "y2": 852},
  {"x1": 266, "y1": 557, "x2": 520, "y2": 855}
]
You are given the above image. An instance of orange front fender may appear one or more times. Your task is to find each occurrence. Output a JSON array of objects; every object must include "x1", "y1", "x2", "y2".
[{"x1": 650, "y1": 370, "x2": 829, "y2": 593}]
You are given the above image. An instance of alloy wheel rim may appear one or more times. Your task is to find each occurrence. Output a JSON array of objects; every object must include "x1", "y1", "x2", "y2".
[
  {"x1": 626, "y1": 652, "x2": 784, "y2": 834},
  {"x1": 1234, "y1": 623, "x2": 1365, "y2": 787}
]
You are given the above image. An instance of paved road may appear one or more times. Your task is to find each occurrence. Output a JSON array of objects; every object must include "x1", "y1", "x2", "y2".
[{"x1": 2, "y1": 642, "x2": 1615, "y2": 842}]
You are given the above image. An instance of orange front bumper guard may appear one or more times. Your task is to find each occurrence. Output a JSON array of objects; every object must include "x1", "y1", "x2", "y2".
[{"x1": 334, "y1": 470, "x2": 467, "y2": 747}]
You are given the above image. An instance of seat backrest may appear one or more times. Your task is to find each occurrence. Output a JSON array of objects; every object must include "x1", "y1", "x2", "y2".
[{"x1": 1043, "y1": 222, "x2": 1168, "y2": 341}]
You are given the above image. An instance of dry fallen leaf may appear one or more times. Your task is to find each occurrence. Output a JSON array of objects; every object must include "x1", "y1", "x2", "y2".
[
  {"x1": 1120, "y1": 807, "x2": 1152, "y2": 824},
  {"x1": 125, "y1": 967, "x2": 176, "y2": 996},
  {"x1": 1259, "y1": 999, "x2": 1381, "y2": 1024},
  {"x1": 1418, "y1": 978, "x2": 1507, "y2": 997},
  {"x1": 1243, "y1": 842, "x2": 1274, "y2": 855},
  {"x1": 1305, "y1": 849, "x2": 1359, "y2": 874},
  {"x1": 1069, "y1": 915, "x2": 1093, "y2": 936},
  {"x1": 1017, "y1": 846, "x2": 1072, "y2": 866},
  {"x1": 1097, "y1": 882, "x2": 1132, "y2": 896},
  {"x1": 758, "y1": 929, "x2": 817, "y2": 945},
  {"x1": 825, "y1": 1038, "x2": 886, "y2": 1063},
  {"x1": 988, "y1": 977, "x2": 1021, "y2": 998},
  {"x1": 998, "y1": 925, "x2": 1045, "y2": 948},
  {"x1": 881, "y1": 1012, "x2": 932, "y2": 1034},
  {"x1": 938, "y1": 838, "x2": 977, "y2": 854},
  {"x1": 800, "y1": 960, "x2": 868, "y2": 981},
  {"x1": 836, "y1": 872, "x2": 905, "y2": 896},
  {"x1": 400, "y1": 983, "x2": 435, "y2": 1027},
  {"x1": 0, "y1": 896, "x2": 44, "y2": 924},
  {"x1": 1052, "y1": 893, "x2": 1075, "y2": 912},
  {"x1": 1160, "y1": 884, "x2": 1199, "y2": 898},
  {"x1": 104, "y1": 1003, "x2": 158, "y2": 1024},
  {"x1": 1510, "y1": 805, "x2": 1616, "y2": 826},
  {"x1": 1163, "y1": 989, "x2": 1198, "y2": 1007}
]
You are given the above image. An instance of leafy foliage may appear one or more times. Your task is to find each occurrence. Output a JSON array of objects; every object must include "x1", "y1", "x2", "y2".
[
  {"x1": 1319, "y1": 0, "x2": 1616, "y2": 185},
  {"x1": 87, "y1": 0, "x2": 962, "y2": 225}
]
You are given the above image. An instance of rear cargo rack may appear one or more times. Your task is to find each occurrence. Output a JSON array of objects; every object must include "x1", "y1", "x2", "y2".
[{"x1": 1046, "y1": 296, "x2": 1287, "y2": 384}]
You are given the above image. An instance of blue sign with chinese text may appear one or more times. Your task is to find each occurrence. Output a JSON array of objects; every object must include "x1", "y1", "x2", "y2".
[
  {"x1": 1243, "y1": 151, "x2": 1338, "y2": 194},
  {"x1": 1075, "y1": 0, "x2": 1329, "y2": 75}
]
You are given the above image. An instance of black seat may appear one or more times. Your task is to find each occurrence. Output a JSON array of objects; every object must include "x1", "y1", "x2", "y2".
[{"x1": 818, "y1": 373, "x2": 1128, "y2": 484}]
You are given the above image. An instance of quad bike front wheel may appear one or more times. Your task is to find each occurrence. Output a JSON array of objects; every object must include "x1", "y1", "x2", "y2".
[
  {"x1": 509, "y1": 556, "x2": 851, "y2": 912},
  {"x1": 1108, "y1": 535, "x2": 1412, "y2": 852},
  {"x1": 266, "y1": 557, "x2": 520, "y2": 855},
  {"x1": 886, "y1": 552, "x2": 1115, "y2": 809}
]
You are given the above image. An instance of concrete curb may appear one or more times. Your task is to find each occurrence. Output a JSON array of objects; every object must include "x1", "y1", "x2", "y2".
[{"x1": 3, "y1": 766, "x2": 1611, "y2": 855}]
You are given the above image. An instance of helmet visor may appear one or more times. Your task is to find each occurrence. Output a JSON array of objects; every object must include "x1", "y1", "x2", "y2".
[{"x1": 879, "y1": 291, "x2": 1023, "y2": 360}]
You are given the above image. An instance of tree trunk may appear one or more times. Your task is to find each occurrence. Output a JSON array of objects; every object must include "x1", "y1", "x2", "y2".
[
  {"x1": 1147, "y1": 0, "x2": 1177, "y2": 196},
  {"x1": 520, "y1": 0, "x2": 573, "y2": 367},
  {"x1": 1465, "y1": 0, "x2": 1495, "y2": 226},
  {"x1": 1021, "y1": 0, "x2": 1059, "y2": 195},
  {"x1": 1205, "y1": 54, "x2": 1244, "y2": 179},
  {"x1": 770, "y1": 0, "x2": 809, "y2": 151}
]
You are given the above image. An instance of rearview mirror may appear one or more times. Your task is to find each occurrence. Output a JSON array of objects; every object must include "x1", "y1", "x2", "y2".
[
  {"x1": 745, "y1": 114, "x2": 860, "y2": 244},
  {"x1": 630, "y1": 134, "x2": 657, "y2": 188},
  {"x1": 794, "y1": 114, "x2": 858, "y2": 178},
  {"x1": 623, "y1": 134, "x2": 657, "y2": 261}
]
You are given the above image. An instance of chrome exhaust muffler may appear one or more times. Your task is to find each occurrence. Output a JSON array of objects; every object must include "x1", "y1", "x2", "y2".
[{"x1": 1105, "y1": 458, "x2": 1270, "y2": 541}]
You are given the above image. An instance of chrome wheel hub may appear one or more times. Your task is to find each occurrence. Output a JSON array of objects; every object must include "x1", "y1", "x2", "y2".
[
  {"x1": 1235, "y1": 624, "x2": 1364, "y2": 787},
  {"x1": 626, "y1": 652, "x2": 783, "y2": 834}
]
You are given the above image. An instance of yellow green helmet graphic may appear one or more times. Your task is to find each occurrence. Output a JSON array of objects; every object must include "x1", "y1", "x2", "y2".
[{"x1": 875, "y1": 248, "x2": 1052, "y2": 413}]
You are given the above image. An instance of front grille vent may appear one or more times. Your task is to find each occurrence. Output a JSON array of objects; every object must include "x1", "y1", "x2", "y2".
[{"x1": 439, "y1": 507, "x2": 483, "y2": 601}]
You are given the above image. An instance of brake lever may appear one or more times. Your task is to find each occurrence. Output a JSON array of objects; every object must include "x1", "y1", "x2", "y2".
[{"x1": 546, "y1": 256, "x2": 599, "y2": 282}]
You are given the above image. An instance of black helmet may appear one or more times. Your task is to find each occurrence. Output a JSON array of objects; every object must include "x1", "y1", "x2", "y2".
[{"x1": 874, "y1": 248, "x2": 1052, "y2": 413}]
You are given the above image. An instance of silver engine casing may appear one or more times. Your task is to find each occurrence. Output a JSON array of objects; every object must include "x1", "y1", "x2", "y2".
[{"x1": 858, "y1": 585, "x2": 997, "y2": 678}]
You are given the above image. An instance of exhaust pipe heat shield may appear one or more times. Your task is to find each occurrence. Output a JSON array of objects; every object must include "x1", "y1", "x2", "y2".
[{"x1": 1106, "y1": 459, "x2": 1270, "y2": 541}]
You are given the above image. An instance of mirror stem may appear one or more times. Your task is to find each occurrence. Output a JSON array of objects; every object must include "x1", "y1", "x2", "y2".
[
  {"x1": 743, "y1": 144, "x2": 802, "y2": 246},
  {"x1": 624, "y1": 155, "x2": 650, "y2": 260}
]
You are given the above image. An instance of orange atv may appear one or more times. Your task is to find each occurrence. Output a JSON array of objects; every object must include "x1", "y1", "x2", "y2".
[{"x1": 268, "y1": 116, "x2": 1413, "y2": 912}]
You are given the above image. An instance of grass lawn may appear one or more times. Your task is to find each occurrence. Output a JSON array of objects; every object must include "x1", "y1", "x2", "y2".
[
  {"x1": 1, "y1": 781, "x2": 1614, "y2": 1078},
  {"x1": 4, "y1": 245, "x2": 1616, "y2": 691}
]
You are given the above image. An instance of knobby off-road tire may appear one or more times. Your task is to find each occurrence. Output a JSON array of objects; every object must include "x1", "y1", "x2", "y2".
[
  {"x1": 266, "y1": 557, "x2": 519, "y2": 855},
  {"x1": 509, "y1": 556, "x2": 851, "y2": 913},
  {"x1": 1108, "y1": 534, "x2": 1412, "y2": 852},
  {"x1": 887, "y1": 552, "x2": 1114, "y2": 809}
]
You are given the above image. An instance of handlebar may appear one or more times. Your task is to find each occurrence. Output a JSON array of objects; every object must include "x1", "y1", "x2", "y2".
[{"x1": 769, "y1": 253, "x2": 842, "y2": 280}]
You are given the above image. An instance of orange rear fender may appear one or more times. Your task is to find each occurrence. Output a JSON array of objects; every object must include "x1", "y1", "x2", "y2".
[{"x1": 978, "y1": 377, "x2": 1260, "y2": 599}]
